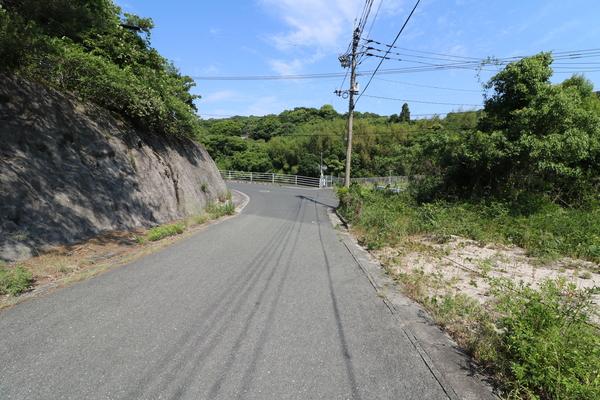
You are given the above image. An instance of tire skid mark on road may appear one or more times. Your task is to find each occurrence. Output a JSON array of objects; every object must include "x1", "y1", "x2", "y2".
[
  {"x1": 131, "y1": 196, "x2": 306, "y2": 399},
  {"x1": 205, "y1": 197, "x2": 307, "y2": 399},
  {"x1": 129, "y1": 216, "x2": 290, "y2": 396},
  {"x1": 314, "y1": 194, "x2": 363, "y2": 400}
]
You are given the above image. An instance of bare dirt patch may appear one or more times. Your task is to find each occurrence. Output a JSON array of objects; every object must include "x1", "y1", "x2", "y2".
[{"x1": 373, "y1": 234, "x2": 600, "y2": 321}]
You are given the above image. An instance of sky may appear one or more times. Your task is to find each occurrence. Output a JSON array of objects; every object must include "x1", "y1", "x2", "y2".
[{"x1": 116, "y1": 0, "x2": 600, "y2": 119}]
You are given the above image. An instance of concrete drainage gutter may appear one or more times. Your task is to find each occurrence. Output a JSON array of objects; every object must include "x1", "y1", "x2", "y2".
[{"x1": 328, "y1": 208, "x2": 498, "y2": 400}]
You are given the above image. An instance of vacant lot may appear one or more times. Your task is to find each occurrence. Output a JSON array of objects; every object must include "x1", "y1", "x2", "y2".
[{"x1": 339, "y1": 185, "x2": 600, "y2": 400}]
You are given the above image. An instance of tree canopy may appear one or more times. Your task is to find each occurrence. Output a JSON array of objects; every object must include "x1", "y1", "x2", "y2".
[{"x1": 0, "y1": 0, "x2": 201, "y2": 138}]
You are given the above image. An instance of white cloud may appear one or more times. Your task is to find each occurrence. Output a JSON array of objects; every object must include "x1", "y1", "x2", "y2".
[
  {"x1": 201, "y1": 90, "x2": 241, "y2": 103},
  {"x1": 246, "y1": 96, "x2": 280, "y2": 116},
  {"x1": 261, "y1": 0, "x2": 363, "y2": 50},
  {"x1": 202, "y1": 65, "x2": 220, "y2": 74},
  {"x1": 380, "y1": 0, "x2": 405, "y2": 16},
  {"x1": 260, "y1": 0, "x2": 406, "y2": 75},
  {"x1": 269, "y1": 59, "x2": 304, "y2": 76}
]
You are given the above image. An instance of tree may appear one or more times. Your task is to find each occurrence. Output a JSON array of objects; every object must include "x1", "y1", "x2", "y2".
[
  {"x1": 1, "y1": 0, "x2": 203, "y2": 138},
  {"x1": 2, "y1": 0, "x2": 120, "y2": 40},
  {"x1": 297, "y1": 153, "x2": 320, "y2": 177},
  {"x1": 479, "y1": 52, "x2": 553, "y2": 135},
  {"x1": 399, "y1": 103, "x2": 411, "y2": 123},
  {"x1": 319, "y1": 104, "x2": 339, "y2": 120},
  {"x1": 446, "y1": 53, "x2": 600, "y2": 202}
]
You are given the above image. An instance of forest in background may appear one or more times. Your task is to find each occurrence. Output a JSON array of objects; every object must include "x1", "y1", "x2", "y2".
[
  {"x1": 199, "y1": 103, "x2": 481, "y2": 179},
  {"x1": 201, "y1": 53, "x2": 600, "y2": 207},
  {"x1": 3, "y1": 1, "x2": 597, "y2": 207}
]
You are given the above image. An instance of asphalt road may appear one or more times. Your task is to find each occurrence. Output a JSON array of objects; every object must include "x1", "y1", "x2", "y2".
[{"x1": 0, "y1": 183, "x2": 451, "y2": 399}]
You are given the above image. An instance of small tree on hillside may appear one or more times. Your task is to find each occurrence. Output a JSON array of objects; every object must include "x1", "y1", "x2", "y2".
[{"x1": 399, "y1": 103, "x2": 411, "y2": 122}]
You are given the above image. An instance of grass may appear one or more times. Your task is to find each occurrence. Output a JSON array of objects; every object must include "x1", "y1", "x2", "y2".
[
  {"x1": 206, "y1": 201, "x2": 235, "y2": 218},
  {"x1": 1, "y1": 199, "x2": 239, "y2": 307},
  {"x1": 218, "y1": 190, "x2": 233, "y2": 203},
  {"x1": 0, "y1": 265, "x2": 34, "y2": 296},
  {"x1": 145, "y1": 222, "x2": 186, "y2": 242},
  {"x1": 338, "y1": 185, "x2": 600, "y2": 263},
  {"x1": 338, "y1": 185, "x2": 600, "y2": 399},
  {"x1": 387, "y1": 266, "x2": 600, "y2": 400},
  {"x1": 142, "y1": 201, "x2": 234, "y2": 242},
  {"x1": 188, "y1": 213, "x2": 209, "y2": 226}
]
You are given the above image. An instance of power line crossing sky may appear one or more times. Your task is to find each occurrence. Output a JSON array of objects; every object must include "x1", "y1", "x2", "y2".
[{"x1": 118, "y1": 0, "x2": 600, "y2": 118}]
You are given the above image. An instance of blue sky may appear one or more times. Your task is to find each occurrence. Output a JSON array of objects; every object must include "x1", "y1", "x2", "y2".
[{"x1": 117, "y1": 0, "x2": 600, "y2": 118}]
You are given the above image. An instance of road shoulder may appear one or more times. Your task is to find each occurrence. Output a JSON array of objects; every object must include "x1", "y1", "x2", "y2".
[
  {"x1": 328, "y1": 208, "x2": 498, "y2": 400},
  {"x1": 0, "y1": 191, "x2": 249, "y2": 312}
]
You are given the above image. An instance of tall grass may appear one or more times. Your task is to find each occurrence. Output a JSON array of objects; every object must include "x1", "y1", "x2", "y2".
[
  {"x1": 206, "y1": 201, "x2": 235, "y2": 218},
  {"x1": 338, "y1": 185, "x2": 600, "y2": 262}
]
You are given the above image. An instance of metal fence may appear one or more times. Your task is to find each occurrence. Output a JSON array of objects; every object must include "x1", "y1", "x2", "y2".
[
  {"x1": 221, "y1": 170, "x2": 417, "y2": 189},
  {"x1": 343, "y1": 176, "x2": 408, "y2": 186},
  {"x1": 220, "y1": 170, "x2": 327, "y2": 188}
]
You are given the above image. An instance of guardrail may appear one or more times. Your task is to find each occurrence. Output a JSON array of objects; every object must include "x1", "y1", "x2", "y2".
[
  {"x1": 220, "y1": 170, "x2": 327, "y2": 188},
  {"x1": 347, "y1": 176, "x2": 409, "y2": 185},
  {"x1": 220, "y1": 170, "x2": 418, "y2": 189}
]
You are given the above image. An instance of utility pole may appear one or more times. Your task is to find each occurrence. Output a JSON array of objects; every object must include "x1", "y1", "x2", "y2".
[
  {"x1": 319, "y1": 149, "x2": 324, "y2": 188},
  {"x1": 344, "y1": 28, "x2": 361, "y2": 188}
]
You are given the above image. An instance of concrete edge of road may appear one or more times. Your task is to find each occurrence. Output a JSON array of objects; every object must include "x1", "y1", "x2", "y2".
[
  {"x1": 0, "y1": 190, "x2": 250, "y2": 313},
  {"x1": 231, "y1": 188, "x2": 250, "y2": 213},
  {"x1": 327, "y1": 208, "x2": 499, "y2": 400}
]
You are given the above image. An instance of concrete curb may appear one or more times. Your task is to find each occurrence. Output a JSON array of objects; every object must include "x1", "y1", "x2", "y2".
[
  {"x1": 230, "y1": 189, "x2": 250, "y2": 213},
  {"x1": 328, "y1": 208, "x2": 498, "y2": 400}
]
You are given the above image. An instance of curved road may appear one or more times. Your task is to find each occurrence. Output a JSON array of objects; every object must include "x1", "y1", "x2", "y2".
[{"x1": 1, "y1": 183, "x2": 452, "y2": 399}]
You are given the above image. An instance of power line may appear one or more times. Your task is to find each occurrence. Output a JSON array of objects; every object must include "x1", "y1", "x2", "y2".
[
  {"x1": 363, "y1": 45, "x2": 479, "y2": 63},
  {"x1": 200, "y1": 110, "x2": 474, "y2": 120},
  {"x1": 190, "y1": 49, "x2": 600, "y2": 82},
  {"x1": 267, "y1": 126, "x2": 479, "y2": 138},
  {"x1": 362, "y1": 94, "x2": 482, "y2": 106},
  {"x1": 191, "y1": 64, "x2": 600, "y2": 82},
  {"x1": 375, "y1": 77, "x2": 482, "y2": 92},
  {"x1": 363, "y1": 40, "x2": 480, "y2": 60},
  {"x1": 364, "y1": 0, "x2": 384, "y2": 40},
  {"x1": 362, "y1": 47, "x2": 600, "y2": 69},
  {"x1": 364, "y1": 41, "x2": 600, "y2": 61},
  {"x1": 355, "y1": 0, "x2": 422, "y2": 105},
  {"x1": 352, "y1": 0, "x2": 376, "y2": 57},
  {"x1": 338, "y1": 0, "x2": 375, "y2": 90},
  {"x1": 357, "y1": 0, "x2": 376, "y2": 33}
]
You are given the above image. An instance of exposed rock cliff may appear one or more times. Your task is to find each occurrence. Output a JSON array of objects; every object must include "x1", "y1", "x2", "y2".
[{"x1": 0, "y1": 75, "x2": 227, "y2": 261}]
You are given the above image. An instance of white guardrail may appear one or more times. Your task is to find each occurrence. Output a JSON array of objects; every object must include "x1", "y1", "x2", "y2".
[
  {"x1": 220, "y1": 170, "x2": 414, "y2": 189},
  {"x1": 220, "y1": 170, "x2": 332, "y2": 188}
]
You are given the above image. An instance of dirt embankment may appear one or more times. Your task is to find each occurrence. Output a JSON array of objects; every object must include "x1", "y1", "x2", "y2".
[{"x1": 0, "y1": 74, "x2": 227, "y2": 261}]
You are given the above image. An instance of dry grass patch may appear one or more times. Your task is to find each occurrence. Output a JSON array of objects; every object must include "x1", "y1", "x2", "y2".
[{"x1": 0, "y1": 203, "x2": 238, "y2": 309}]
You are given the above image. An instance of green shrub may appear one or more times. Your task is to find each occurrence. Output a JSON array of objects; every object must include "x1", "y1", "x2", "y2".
[
  {"x1": 206, "y1": 202, "x2": 235, "y2": 218},
  {"x1": 188, "y1": 213, "x2": 208, "y2": 226},
  {"x1": 2, "y1": 2, "x2": 201, "y2": 138},
  {"x1": 145, "y1": 222, "x2": 185, "y2": 242},
  {"x1": 491, "y1": 279, "x2": 600, "y2": 399},
  {"x1": 408, "y1": 277, "x2": 600, "y2": 400},
  {"x1": 337, "y1": 185, "x2": 600, "y2": 262},
  {"x1": 0, "y1": 266, "x2": 34, "y2": 296}
]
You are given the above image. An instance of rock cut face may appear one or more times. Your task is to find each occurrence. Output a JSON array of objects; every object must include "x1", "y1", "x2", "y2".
[{"x1": 0, "y1": 74, "x2": 227, "y2": 261}]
